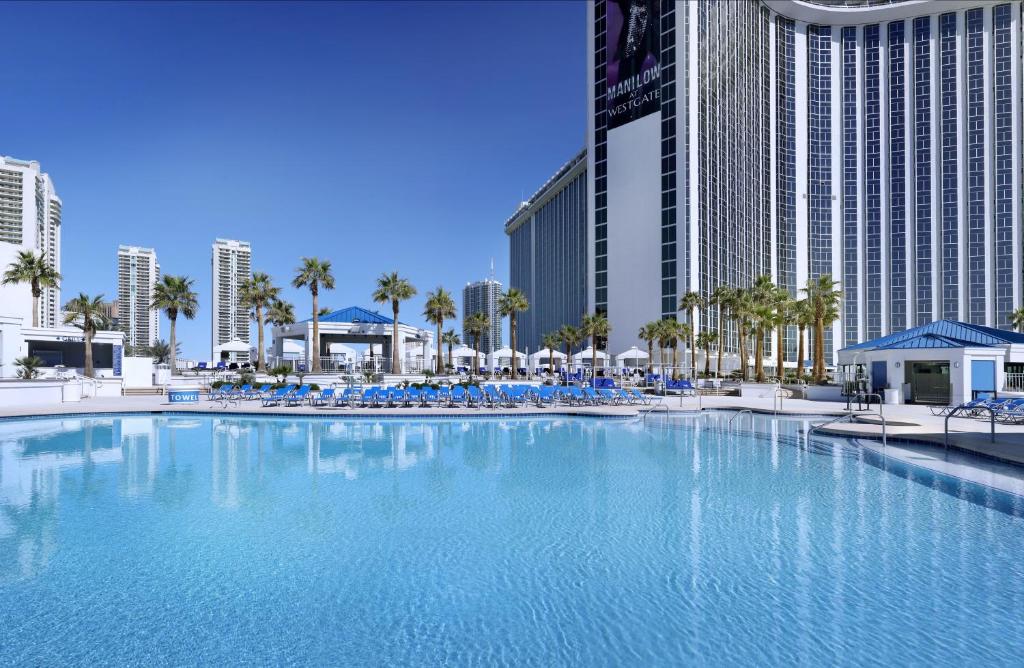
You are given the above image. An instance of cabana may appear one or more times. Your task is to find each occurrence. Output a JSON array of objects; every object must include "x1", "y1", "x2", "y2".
[
  {"x1": 615, "y1": 346, "x2": 649, "y2": 371},
  {"x1": 486, "y1": 347, "x2": 526, "y2": 373},
  {"x1": 528, "y1": 348, "x2": 567, "y2": 373},
  {"x1": 213, "y1": 339, "x2": 250, "y2": 364},
  {"x1": 572, "y1": 346, "x2": 610, "y2": 368},
  {"x1": 450, "y1": 345, "x2": 485, "y2": 372}
]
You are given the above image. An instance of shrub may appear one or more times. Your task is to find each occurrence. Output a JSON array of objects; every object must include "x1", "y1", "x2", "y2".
[
  {"x1": 269, "y1": 364, "x2": 292, "y2": 383},
  {"x1": 15, "y1": 355, "x2": 43, "y2": 379}
]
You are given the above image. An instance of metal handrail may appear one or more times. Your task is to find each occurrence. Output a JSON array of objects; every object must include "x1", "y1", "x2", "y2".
[
  {"x1": 641, "y1": 402, "x2": 670, "y2": 423},
  {"x1": 729, "y1": 409, "x2": 753, "y2": 430},
  {"x1": 944, "y1": 404, "x2": 996, "y2": 449},
  {"x1": 773, "y1": 387, "x2": 786, "y2": 414},
  {"x1": 809, "y1": 410, "x2": 888, "y2": 447}
]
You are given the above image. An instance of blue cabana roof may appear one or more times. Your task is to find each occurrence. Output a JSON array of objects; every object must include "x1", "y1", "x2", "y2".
[
  {"x1": 304, "y1": 306, "x2": 394, "y2": 325},
  {"x1": 842, "y1": 319, "x2": 1024, "y2": 352}
]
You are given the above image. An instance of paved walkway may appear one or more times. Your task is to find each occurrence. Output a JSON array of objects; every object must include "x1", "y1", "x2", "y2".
[{"x1": 3, "y1": 392, "x2": 1022, "y2": 466}]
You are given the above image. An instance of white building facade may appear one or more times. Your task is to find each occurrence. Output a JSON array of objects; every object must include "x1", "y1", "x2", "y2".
[
  {"x1": 0, "y1": 156, "x2": 62, "y2": 328},
  {"x1": 211, "y1": 238, "x2": 251, "y2": 363},
  {"x1": 588, "y1": 0, "x2": 1023, "y2": 363},
  {"x1": 116, "y1": 245, "x2": 160, "y2": 349}
]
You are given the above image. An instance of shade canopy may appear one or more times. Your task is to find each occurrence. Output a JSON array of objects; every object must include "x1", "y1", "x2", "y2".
[
  {"x1": 450, "y1": 345, "x2": 485, "y2": 362},
  {"x1": 486, "y1": 347, "x2": 526, "y2": 366},
  {"x1": 327, "y1": 343, "x2": 358, "y2": 358},
  {"x1": 615, "y1": 346, "x2": 649, "y2": 365},
  {"x1": 572, "y1": 346, "x2": 609, "y2": 362},
  {"x1": 528, "y1": 349, "x2": 567, "y2": 366},
  {"x1": 214, "y1": 339, "x2": 249, "y2": 353}
]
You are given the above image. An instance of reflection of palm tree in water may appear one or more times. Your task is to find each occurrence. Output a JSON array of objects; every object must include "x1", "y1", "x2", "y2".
[{"x1": 614, "y1": 0, "x2": 656, "y2": 86}]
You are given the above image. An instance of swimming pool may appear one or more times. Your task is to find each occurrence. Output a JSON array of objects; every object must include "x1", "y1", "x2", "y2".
[{"x1": 1, "y1": 412, "x2": 1022, "y2": 665}]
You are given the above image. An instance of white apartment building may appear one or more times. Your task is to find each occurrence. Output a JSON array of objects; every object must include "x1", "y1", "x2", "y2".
[
  {"x1": 462, "y1": 277, "x2": 503, "y2": 354},
  {"x1": 0, "y1": 156, "x2": 62, "y2": 327},
  {"x1": 211, "y1": 238, "x2": 251, "y2": 363},
  {"x1": 116, "y1": 245, "x2": 160, "y2": 349}
]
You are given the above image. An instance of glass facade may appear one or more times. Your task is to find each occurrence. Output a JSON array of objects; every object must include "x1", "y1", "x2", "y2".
[
  {"x1": 593, "y1": 1, "x2": 608, "y2": 312},
  {"x1": 842, "y1": 26, "x2": 858, "y2": 346},
  {"x1": 660, "y1": 0, "x2": 678, "y2": 319},
  {"x1": 993, "y1": 3, "x2": 1014, "y2": 329},
  {"x1": 887, "y1": 20, "x2": 907, "y2": 332},
  {"x1": 966, "y1": 8, "x2": 986, "y2": 325},
  {"x1": 808, "y1": 24, "x2": 833, "y2": 359},
  {"x1": 776, "y1": 16, "x2": 797, "y2": 356},
  {"x1": 939, "y1": 12, "x2": 958, "y2": 320},
  {"x1": 912, "y1": 16, "x2": 932, "y2": 327},
  {"x1": 863, "y1": 24, "x2": 882, "y2": 339}
]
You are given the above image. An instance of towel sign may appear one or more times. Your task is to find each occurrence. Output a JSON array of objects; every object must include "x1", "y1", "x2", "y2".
[{"x1": 168, "y1": 389, "x2": 200, "y2": 404}]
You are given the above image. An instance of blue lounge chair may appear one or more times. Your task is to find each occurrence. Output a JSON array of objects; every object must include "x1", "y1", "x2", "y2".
[
  {"x1": 285, "y1": 385, "x2": 311, "y2": 406},
  {"x1": 483, "y1": 385, "x2": 506, "y2": 408},
  {"x1": 244, "y1": 384, "x2": 272, "y2": 400},
  {"x1": 629, "y1": 388, "x2": 653, "y2": 405},
  {"x1": 437, "y1": 387, "x2": 452, "y2": 407},
  {"x1": 311, "y1": 388, "x2": 335, "y2": 407},
  {"x1": 450, "y1": 386, "x2": 468, "y2": 407},
  {"x1": 467, "y1": 386, "x2": 485, "y2": 407},
  {"x1": 227, "y1": 384, "x2": 251, "y2": 398},
  {"x1": 208, "y1": 384, "x2": 234, "y2": 400},
  {"x1": 534, "y1": 386, "x2": 559, "y2": 407},
  {"x1": 598, "y1": 388, "x2": 619, "y2": 404},
  {"x1": 261, "y1": 385, "x2": 295, "y2": 406},
  {"x1": 583, "y1": 387, "x2": 604, "y2": 404},
  {"x1": 994, "y1": 398, "x2": 1024, "y2": 423}
]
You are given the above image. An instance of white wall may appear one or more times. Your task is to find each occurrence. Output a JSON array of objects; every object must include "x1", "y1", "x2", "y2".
[{"x1": 605, "y1": 113, "x2": 662, "y2": 355}]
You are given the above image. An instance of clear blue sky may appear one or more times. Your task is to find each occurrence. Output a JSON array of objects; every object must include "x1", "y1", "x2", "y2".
[{"x1": 1, "y1": 0, "x2": 586, "y2": 358}]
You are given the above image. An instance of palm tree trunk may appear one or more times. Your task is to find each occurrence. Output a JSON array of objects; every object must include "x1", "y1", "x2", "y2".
[
  {"x1": 689, "y1": 308, "x2": 697, "y2": 375},
  {"x1": 797, "y1": 326, "x2": 806, "y2": 381},
  {"x1": 510, "y1": 313, "x2": 517, "y2": 377},
  {"x1": 473, "y1": 337, "x2": 480, "y2": 374},
  {"x1": 647, "y1": 340, "x2": 654, "y2": 374},
  {"x1": 548, "y1": 347, "x2": 554, "y2": 375},
  {"x1": 672, "y1": 342, "x2": 680, "y2": 381},
  {"x1": 738, "y1": 325, "x2": 748, "y2": 381},
  {"x1": 31, "y1": 283, "x2": 40, "y2": 328},
  {"x1": 814, "y1": 319, "x2": 825, "y2": 382},
  {"x1": 776, "y1": 325, "x2": 784, "y2": 383},
  {"x1": 703, "y1": 345, "x2": 711, "y2": 376},
  {"x1": 716, "y1": 305, "x2": 724, "y2": 377},
  {"x1": 436, "y1": 322, "x2": 444, "y2": 374},
  {"x1": 84, "y1": 330, "x2": 95, "y2": 378},
  {"x1": 169, "y1": 316, "x2": 178, "y2": 375},
  {"x1": 591, "y1": 342, "x2": 597, "y2": 386},
  {"x1": 311, "y1": 288, "x2": 321, "y2": 373},
  {"x1": 256, "y1": 306, "x2": 266, "y2": 372},
  {"x1": 447, "y1": 342, "x2": 453, "y2": 370},
  {"x1": 392, "y1": 303, "x2": 401, "y2": 374},
  {"x1": 755, "y1": 328, "x2": 765, "y2": 383}
]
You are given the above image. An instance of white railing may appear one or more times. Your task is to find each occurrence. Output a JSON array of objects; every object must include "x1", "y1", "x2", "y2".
[{"x1": 1006, "y1": 373, "x2": 1024, "y2": 392}]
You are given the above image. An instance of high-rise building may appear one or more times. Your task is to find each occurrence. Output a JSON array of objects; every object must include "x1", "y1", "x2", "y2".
[
  {"x1": 0, "y1": 156, "x2": 62, "y2": 328},
  {"x1": 117, "y1": 245, "x2": 160, "y2": 349},
  {"x1": 587, "y1": 0, "x2": 1023, "y2": 364},
  {"x1": 506, "y1": 149, "x2": 588, "y2": 353},
  {"x1": 211, "y1": 238, "x2": 251, "y2": 362},
  {"x1": 462, "y1": 277, "x2": 503, "y2": 354}
]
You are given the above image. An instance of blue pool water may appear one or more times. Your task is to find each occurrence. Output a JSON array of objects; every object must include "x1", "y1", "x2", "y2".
[{"x1": 1, "y1": 413, "x2": 1023, "y2": 665}]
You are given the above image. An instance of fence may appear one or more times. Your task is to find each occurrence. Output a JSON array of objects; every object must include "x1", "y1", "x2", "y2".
[{"x1": 1006, "y1": 373, "x2": 1024, "y2": 392}]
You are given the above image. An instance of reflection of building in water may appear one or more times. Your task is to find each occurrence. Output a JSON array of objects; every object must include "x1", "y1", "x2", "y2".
[
  {"x1": 0, "y1": 418, "x2": 121, "y2": 582},
  {"x1": 118, "y1": 416, "x2": 160, "y2": 498},
  {"x1": 309, "y1": 422, "x2": 436, "y2": 479},
  {"x1": 210, "y1": 419, "x2": 254, "y2": 508}
]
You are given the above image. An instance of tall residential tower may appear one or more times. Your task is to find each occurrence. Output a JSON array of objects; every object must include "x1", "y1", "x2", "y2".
[
  {"x1": 116, "y1": 245, "x2": 160, "y2": 349},
  {"x1": 462, "y1": 277, "x2": 503, "y2": 354},
  {"x1": 0, "y1": 156, "x2": 62, "y2": 328},
  {"x1": 211, "y1": 238, "x2": 251, "y2": 362}
]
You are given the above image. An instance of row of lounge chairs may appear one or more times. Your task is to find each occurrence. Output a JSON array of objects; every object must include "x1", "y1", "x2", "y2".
[
  {"x1": 931, "y1": 396, "x2": 1024, "y2": 424},
  {"x1": 206, "y1": 383, "x2": 661, "y2": 410}
]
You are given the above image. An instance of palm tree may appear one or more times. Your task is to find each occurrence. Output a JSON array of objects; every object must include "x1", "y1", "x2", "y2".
[
  {"x1": 709, "y1": 285, "x2": 733, "y2": 377},
  {"x1": 239, "y1": 272, "x2": 280, "y2": 373},
  {"x1": 1011, "y1": 307, "x2": 1024, "y2": 333},
  {"x1": 558, "y1": 324, "x2": 583, "y2": 375},
  {"x1": 749, "y1": 275, "x2": 778, "y2": 383},
  {"x1": 14, "y1": 355, "x2": 44, "y2": 379},
  {"x1": 542, "y1": 332, "x2": 559, "y2": 375},
  {"x1": 638, "y1": 322, "x2": 658, "y2": 373},
  {"x1": 465, "y1": 311, "x2": 489, "y2": 375},
  {"x1": 669, "y1": 320, "x2": 691, "y2": 380},
  {"x1": 372, "y1": 271, "x2": 416, "y2": 374},
  {"x1": 441, "y1": 329, "x2": 460, "y2": 371},
  {"x1": 423, "y1": 287, "x2": 457, "y2": 374},
  {"x1": 63, "y1": 293, "x2": 110, "y2": 378},
  {"x1": 802, "y1": 274, "x2": 843, "y2": 383},
  {"x1": 292, "y1": 258, "x2": 335, "y2": 373},
  {"x1": 497, "y1": 288, "x2": 530, "y2": 376},
  {"x1": 697, "y1": 330, "x2": 717, "y2": 377},
  {"x1": 267, "y1": 299, "x2": 296, "y2": 326},
  {"x1": 2, "y1": 250, "x2": 61, "y2": 328},
  {"x1": 679, "y1": 291, "x2": 704, "y2": 376},
  {"x1": 794, "y1": 298, "x2": 813, "y2": 382},
  {"x1": 653, "y1": 319, "x2": 675, "y2": 374},
  {"x1": 773, "y1": 288, "x2": 794, "y2": 381},
  {"x1": 151, "y1": 274, "x2": 198, "y2": 375},
  {"x1": 147, "y1": 339, "x2": 180, "y2": 364},
  {"x1": 580, "y1": 312, "x2": 611, "y2": 381},
  {"x1": 726, "y1": 288, "x2": 753, "y2": 381}
]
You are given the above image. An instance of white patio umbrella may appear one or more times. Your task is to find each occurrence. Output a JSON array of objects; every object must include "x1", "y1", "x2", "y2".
[
  {"x1": 214, "y1": 339, "x2": 249, "y2": 354},
  {"x1": 615, "y1": 346, "x2": 649, "y2": 368}
]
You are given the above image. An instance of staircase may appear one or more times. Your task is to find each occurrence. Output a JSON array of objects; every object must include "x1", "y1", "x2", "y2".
[{"x1": 123, "y1": 387, "x2": 165, "y2": 396}]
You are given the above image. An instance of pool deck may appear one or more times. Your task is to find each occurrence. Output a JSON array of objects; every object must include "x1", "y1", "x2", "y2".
[{"x1": 2, "y1": 393, "x2": 1024, "y2": 466}]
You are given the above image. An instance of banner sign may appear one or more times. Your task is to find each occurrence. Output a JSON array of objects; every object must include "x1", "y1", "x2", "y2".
[{"x1": 606, "y1": 0, "x2": 661, "y2": 129}]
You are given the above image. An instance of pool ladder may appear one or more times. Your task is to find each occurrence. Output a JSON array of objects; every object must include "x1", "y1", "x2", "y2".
[
  {"x1": 729, "y1": 409, "x2": 754, "y2": 430},
  {"x1": 809, "y1": 411, "x2": 888, "y2": 448}
]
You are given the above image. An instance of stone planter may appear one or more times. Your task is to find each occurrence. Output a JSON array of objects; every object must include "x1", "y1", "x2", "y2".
[{"x1": 739, "y1": 383, "x2": 781, "y2": 398}]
